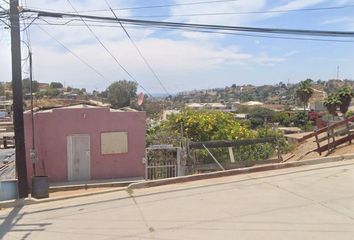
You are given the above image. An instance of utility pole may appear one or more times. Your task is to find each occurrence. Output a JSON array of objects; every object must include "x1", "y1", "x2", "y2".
[{"x1": 10, "y1": 0, "x2": 28, "y2": 198}]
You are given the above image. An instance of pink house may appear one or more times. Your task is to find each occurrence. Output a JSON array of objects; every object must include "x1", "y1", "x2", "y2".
[{"x1": 24, "y1": 105, "x2": 146, "y2": 183}]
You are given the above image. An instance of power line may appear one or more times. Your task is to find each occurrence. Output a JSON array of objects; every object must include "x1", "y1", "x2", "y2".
[
  {"x1": 31, "y1": 19, "x2": 354, "y2": 43},
  {"x1": 0, "y1": 17, "x2": 9, "y2": 27},
  {"x1": 24, "y1": 0, "x2": 241, "y2": 13},
  {"x1": 0, "y1": 5, "x2": 7, "y2": 12},
  {"x1": 37, "y1": 25, "x2": 111, "y2": 84},
  {"x1": 22, "y1": 0, "x2": 32, "y2": 49},
  {"x1": 90, "y1": 0, "x2": 241, "y2": 12},
  {"x1": 22, "y1": 8, "x2": 354, "y2": 38},
  {"x1": 22, "y1": 2, "x2": 354, "y2": 17},
  {"x1": 113, "y1": 4, "x2": 354, "y2": 18},
  {"x1": 66, "y1": 0, "x2": 153, "y2": 97},
  {"x1": 104, "y1": 0, "x2": 170, "y2": 96}
]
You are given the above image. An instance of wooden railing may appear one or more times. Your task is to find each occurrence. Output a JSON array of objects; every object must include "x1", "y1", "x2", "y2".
[
  {"x1": 298, "y1": 116, "x2": 354, "y2": 143},
  {"x1": 298, "y1": 116, "x2": 354, "y2": 155}
]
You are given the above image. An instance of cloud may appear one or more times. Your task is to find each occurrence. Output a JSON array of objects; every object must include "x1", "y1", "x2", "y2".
[
  {"x1": 0, "y1": 35, "x2": 285, "y2": 92},
  {"x1": 311, "y1": 57, "x2": 349, "y2": 62},
  {"x1": 2, "y1": 0, "x2": 352, "y2": 93},
  {"x1": 169, "y1": 0, "x2": 267, "y2": 25},
  {"x1": 252, "y1": 53, "x2": 286, "y2": 66},
  {"x1": 270, "y1": 0, "x2": 327, "y2": 11},
  {"x1": 284, "y1": 50, "x2": 299, "y2": 57},
  {"x1": 321, "y1": 17, "x2": 354, "y2": 31}
]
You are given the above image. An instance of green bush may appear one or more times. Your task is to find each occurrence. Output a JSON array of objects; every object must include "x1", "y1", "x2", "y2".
[{"x1": 149, "y1": 110, "x2": 290, "y2": 163}]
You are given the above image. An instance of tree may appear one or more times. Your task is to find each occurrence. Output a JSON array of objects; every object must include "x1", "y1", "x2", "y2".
[
  {"x1": 45, "y1": 88, "x2": 60, "y2": 98},
  {"x1": 324, "y1": 93, "x2": 341, "y2": 116},
  {"x1": 296, "y1": 80, "x2": 314, "y2": 112},
  {"x1": 107, "y1": 80, "x2": 138, "y2": 109},
  {"x1": 143, "y1": 100, "x2": 164, "y2": 119},
  {"x1": 50, "y1": 82, "x2": 63, "y2": 89},
  {"x1": 22, "y1": 78, "x2": 39, "y2": 94},
  {"x1": 0, "y1": 83, "x2": 5, "y2": 96},
  {"x1": 99, "y1": 90, "x2": 108, "y2": 99},
  {"x1": 273, "y1": 112, "x2": 291, "y2": 126},
  {"x1": 337, "y1": 86, "x2": 354, "y2": 115},
  {"x1": 248, "y1": 108, "x2": 275, "y2": 128},
  {"x1": 168, "y1": 109, "x2": 254, "y2": 142}
]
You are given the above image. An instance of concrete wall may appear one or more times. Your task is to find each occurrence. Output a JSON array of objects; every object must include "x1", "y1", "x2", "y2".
[{"x1": 24, "y1": 107, "x2": 146, "y2": 183}]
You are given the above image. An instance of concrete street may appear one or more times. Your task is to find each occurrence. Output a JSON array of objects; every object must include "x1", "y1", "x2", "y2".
[{"x1": 1, "y1": 160, "x2": 354, "y2": 239}]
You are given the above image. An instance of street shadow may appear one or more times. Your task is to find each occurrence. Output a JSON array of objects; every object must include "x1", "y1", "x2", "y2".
[{"x1": 0, "y1": 206, "x2": 51, "y2": 239}]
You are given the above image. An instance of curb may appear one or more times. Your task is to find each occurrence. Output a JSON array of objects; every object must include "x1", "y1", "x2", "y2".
[
  {"x1": 0, "y1": 187, "x2": 126, "y2": 209},
  {"x1": 49, "y1": 180, "x2": 140, "y2": 193},
  {"x1": 127, "y1": 153, "x2": 354, "y2": 190}
]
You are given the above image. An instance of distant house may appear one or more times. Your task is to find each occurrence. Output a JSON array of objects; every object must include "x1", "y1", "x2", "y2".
[
  {"x1": 309, "y1": 88, "x2": 327, "y2": 111},
  {"x1": 232, "y1": 101, "x2": 264, "y2": 111},
  {"x1": 63, "y1": 92, "x2": 78, "y2": 99},
  {"x1": 234, "y1": 113, "x2": 248, "y2": 119},
  {"x1": 262, "y1": 104, "x2": 285, "y2": 112},
  {"x1": 242, "y1": 101, "x2": 264, "y2": 107},
  {"x1": 205, "y1": 103, "x2": 227, "y2": 110},
  {"x1": 186, "y1": 103, "x2": 205, "y2": 109},
  {"x1": 185, "y1": 102, "x2": 227, "y2": 111},
  {"x1": 24, "y1": 105, "x2": 146, "y2": 183}
]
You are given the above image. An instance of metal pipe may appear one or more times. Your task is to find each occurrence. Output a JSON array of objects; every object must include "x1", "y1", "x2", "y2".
[{"x1": 29, "y1": 51, "x2": 36, "y2": 176}]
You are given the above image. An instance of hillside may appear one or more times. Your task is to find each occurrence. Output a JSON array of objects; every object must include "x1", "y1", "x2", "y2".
[{"x1": 173, "y1": 79, "x2": 354, "y2": 105}]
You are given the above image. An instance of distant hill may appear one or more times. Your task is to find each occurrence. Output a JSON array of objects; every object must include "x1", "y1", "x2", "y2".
[{"x1": 173, "y1": 79, "x2": 354, "y2": 105}]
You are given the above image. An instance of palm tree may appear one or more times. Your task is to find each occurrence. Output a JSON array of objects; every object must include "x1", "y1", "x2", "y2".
[
  {"x1": 324, "y1": 93, "x2": 341, "y2": 116},
  {"x1": 296, "y1": 80, "x2": 314, "y2": 112},
  {"x1": 337, "y1": 86, "x2": 354, "y2": 115}
]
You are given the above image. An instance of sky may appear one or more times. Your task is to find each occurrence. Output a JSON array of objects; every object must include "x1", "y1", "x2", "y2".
[{"x1": 1, "y1": 0, "x2": 354, "y2": 94}]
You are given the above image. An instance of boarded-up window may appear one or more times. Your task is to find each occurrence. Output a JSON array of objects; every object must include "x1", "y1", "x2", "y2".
[{"x1": 101, "y1": 132, "x2": 128, "y2": 154}]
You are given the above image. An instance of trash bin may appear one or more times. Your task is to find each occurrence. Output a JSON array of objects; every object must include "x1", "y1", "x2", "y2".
[{"x1": 32, "y1": 176, "x2": 49, "y2": 199}]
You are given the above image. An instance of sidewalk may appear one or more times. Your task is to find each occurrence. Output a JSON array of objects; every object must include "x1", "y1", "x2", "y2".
[{"x1": 2, "y1": 153, "x2": 354, "y2": 209}]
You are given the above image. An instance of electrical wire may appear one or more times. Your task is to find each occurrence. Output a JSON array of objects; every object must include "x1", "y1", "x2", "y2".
[
  {"x1": 105, "y1": 0, "x2": 170, "y2": 96},
  {"x1": 88, "y1": 0, "x2": 241, "y2": 12},
  {"x1": 30, "y1": 19, "x2": 354, "y2": 43},
  {"x1": 21, "y1": 2, "x2": 354, "y2": 17},
  {"x1": 0, "y1": 5, "x2": 7, "y2": 12},
  {"x1": 0, "y1": 17, "x2": 9, "y2": 27},
  {"x1": 37, "y1": 25, "x2": 111, "y2": 84},
  {"x1": 22, "y1": 8, "x2": 354, "y2": 38},
  {"x1": 23, "y1": 0, "x2": 241, "y2": 13},
  {"x1": 22, "y1": 0, "x2": 32, "y2": 49},
  {"x1": 21, "y1": 16, "x2": 38, "y2": 31},
  {"x1": 66, "y1": 0, "x2": 153, "y2": 97},
  {"x1": 112, "y1": 4, "x2": 354, "y2": 19}
]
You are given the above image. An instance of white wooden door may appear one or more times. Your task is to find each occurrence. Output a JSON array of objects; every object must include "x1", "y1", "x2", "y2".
[{"x1": 67, "y1": 135, "x2": 91, "y2": 181}]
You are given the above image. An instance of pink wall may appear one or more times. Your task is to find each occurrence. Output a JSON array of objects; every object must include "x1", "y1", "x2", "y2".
[{"x1": 24, "y1": 107, "x2": 146, "y2": 183}]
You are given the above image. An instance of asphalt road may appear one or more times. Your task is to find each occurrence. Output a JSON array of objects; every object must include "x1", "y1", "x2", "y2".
[
  {"x1": 0, "y1": 149, "x2": 15, "y2": 180},
  {"x1": 0, "y1": 149, "x2": 14, "y2": 164},
  {"x1": 1, "y1": 160, "x2": 354, "y2": 239}
]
